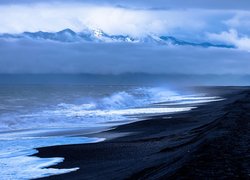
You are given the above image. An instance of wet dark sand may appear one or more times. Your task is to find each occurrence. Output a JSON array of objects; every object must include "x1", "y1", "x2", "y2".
[{"x1": 36, "y1": 87, "x2": 250, "y2": 179}]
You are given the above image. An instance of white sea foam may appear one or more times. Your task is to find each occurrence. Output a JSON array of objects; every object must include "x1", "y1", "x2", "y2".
[
  {"x1": 0, "y1": 136, "x2": 104, "y2": 179},
  {"x1": 157, "y1": 98, "x2": 225, "y2": 105},
  {"x1": 52, "y1": 107, "x2": 195, "y2": 118},
  {"x1": 0, "y1": 87, "x2": 223, "y2": 130},
  {"x1": 0, "y1": 86, "x2": 224, "y2": 179}
]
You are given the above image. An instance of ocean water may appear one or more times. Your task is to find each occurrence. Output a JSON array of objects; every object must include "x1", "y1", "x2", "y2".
[{"x1": 0, "y1": 84, "x2": 223, "y2": 179}]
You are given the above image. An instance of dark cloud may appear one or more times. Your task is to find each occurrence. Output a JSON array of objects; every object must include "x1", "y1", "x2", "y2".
[{"x1": 0, "y1": 40, "x2": 249, "y2": 75}]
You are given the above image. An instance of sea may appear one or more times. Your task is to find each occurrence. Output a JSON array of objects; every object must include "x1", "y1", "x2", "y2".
[{"x1": 0, "y1": 81, "x2": 223, "y2": 179}]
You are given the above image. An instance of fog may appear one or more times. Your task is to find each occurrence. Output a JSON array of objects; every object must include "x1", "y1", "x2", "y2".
[{"x1": 0, "y1": 40, "x2": 250, "y2": 75}]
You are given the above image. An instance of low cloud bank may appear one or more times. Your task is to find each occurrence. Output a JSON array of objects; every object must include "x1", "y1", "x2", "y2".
[
  {"x1": 0, "y1": 40, "x2": 250, "y2": 75},
  {"x1": 208, "y1": 29, "x2": 250, "y2": 51}
]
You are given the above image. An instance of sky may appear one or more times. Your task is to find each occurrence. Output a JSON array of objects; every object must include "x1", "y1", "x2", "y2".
[
  {"x1": 1, "y1": 0, "x2": 250, "y2": 9},
  {"x1": 0, "y1": 0, "x2": 250, "y2": 75}
]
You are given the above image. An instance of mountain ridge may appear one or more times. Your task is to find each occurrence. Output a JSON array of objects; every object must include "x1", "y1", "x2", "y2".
[{"x1": 0, "y1": 28, "x2": 235, "y2": 48}]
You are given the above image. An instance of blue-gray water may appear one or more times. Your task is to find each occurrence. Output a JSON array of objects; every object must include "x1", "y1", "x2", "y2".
[{"x1": 0, "y1": 83, "x2": 222, "y2": 179}]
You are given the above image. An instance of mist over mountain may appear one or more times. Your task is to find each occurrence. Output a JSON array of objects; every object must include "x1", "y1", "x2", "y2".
[
  {"x1": 0, "y1": 38, "x2": 249, "y2": 76},
  {"x1": 0, "y1": 1, "x2": 250, "y2": 83},
  {"x1": 0, "y1": 29, "x2": 234, "y2": 49}
]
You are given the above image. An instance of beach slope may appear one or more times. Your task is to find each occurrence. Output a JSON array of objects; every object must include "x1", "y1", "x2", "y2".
[{"x1": 36, "y1": 87, "x2": 250, "y2": 179}]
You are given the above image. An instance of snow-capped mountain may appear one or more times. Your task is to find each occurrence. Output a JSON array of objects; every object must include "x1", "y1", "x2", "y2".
[
  {"x1": 0, "y1": 29, "x2": 234, "y2": 48},
  {"x1": 0, "y1": 29, "x2": 136, "y2": 43}
]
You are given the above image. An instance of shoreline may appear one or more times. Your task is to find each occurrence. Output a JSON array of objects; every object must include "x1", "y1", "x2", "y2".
[{"x1": 35, "y1": 87, "x2": 250, "y2": 179}]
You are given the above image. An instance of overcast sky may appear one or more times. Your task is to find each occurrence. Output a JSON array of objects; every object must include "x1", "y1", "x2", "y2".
[
  {"x1": 0, "y1": 0, "x2": 250, "y2": 75},
  {"x1": 1, "y1": 0, "x2": 250, "y2": 10},
  {"x1": 0, "y1": 1, "x2": 250, "y2": 42}
]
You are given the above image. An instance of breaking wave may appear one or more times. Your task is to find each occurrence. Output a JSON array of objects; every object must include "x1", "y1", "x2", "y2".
[
  {"x1": 0, "y1": 87, "x2": 222, "y2": 130},
  {"x1": 0, "y1": 86, "x2": 223, "y2": 179}
]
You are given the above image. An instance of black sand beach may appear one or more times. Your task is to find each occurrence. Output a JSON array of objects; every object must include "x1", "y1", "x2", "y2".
[{"x1": 36, "y1": 87, "x2": 250, "y2": 179}]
